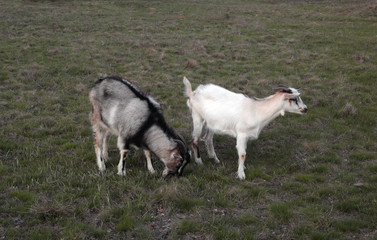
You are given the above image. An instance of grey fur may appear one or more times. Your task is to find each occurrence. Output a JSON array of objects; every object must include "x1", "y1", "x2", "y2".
[{"x1": 89, "y1": 76, "x2": 190, "y2": 177}]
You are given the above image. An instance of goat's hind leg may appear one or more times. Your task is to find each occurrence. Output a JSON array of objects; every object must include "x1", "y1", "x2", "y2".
[
  {"x1": 117, "y1": 136, "x2": 129, "y2": 176},
  {"x1": 91, "y1": 102, "x2": 107, "y2": 172},
  {"x1": 101, "y1": 131, "x2": 110, "y2": 162},
  {"x1": 204, "y1": 130, "x2": 220, "y2": 163},
  {"x1": 93, "y1": 126, "x2": 107, "y2": 172},
  {"x1": 191, "y1": 111, "x2": 204, "y2": 164}
]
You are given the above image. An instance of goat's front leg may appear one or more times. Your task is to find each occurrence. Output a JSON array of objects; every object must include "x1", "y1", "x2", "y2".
[
  {"x1": 117, "y1": 137, "x2": 128, "y2": 176},
  {"x1": 236, "y1": 135, "x2": 248, "y2": 180},
  {"x1": 191, "y1": 111, "x2": 204, "y2": 164},
  {"x1": 144, "y1": 150, "x2": 155, "y2": 174}
]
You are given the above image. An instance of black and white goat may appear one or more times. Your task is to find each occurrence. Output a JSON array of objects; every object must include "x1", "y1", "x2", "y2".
[
  {"x1": 89, "y1": 76, "x2": 190, "y2": 177},
  {"x1": 183, "y1": 77, "x2": 307, "y2": 180}
]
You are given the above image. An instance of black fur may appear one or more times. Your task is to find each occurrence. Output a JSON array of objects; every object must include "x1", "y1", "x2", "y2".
[{"x1": 96, "y1": 76, "x2": 187, "y2": 155}]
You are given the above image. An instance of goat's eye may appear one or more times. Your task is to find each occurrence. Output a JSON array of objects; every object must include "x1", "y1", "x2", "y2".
[{"x1": 289, "y1": 98, "x2": 298, "y2": 105}]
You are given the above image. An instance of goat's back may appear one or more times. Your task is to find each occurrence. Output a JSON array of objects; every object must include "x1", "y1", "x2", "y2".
[
  {"x1": 89, "y1": 77, "x2": 159, "y2": 137},
  {"x1": 190, "y1": 84, "x2": 247, "y2": 135},
  {"x1": 192, "y1": 84, "x2": 244, "y2": 110},
  {"x1": 194, "y1": 84, "x2": 243, "y2": 101}
]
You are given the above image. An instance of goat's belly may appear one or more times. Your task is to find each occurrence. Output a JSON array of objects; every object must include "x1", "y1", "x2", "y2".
[{"x1": 207, "y1": 123, "x2": 237, "y2": 137}]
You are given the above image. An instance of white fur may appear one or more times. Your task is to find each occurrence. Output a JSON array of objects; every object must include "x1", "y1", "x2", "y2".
[{"x1": 183, "y1": 77, "x2": 307, "y2": 180}]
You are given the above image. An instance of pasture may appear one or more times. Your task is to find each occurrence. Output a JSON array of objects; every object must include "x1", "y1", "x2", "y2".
[{"x1": 0, "y1": 0, "x2": 376, "y2": 239}]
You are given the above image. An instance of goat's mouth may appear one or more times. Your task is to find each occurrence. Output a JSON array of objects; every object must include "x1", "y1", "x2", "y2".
[{"x1": 300, "y1": 108, "x2": 308, "y2": 114}]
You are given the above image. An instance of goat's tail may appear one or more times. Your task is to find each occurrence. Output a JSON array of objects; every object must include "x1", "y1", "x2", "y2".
[{"x1": 183, "y1": 76, "x2": 192, "y2": 98}]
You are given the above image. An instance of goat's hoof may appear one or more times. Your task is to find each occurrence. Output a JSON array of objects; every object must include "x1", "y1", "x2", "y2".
[
  {"x1": 98, "y1": 165, "x2": 106, "y2": 172},
  {"x1": 149, "y1": 169, "x2": 156, "y2": 174},
  {"x1": 214, "y1": 159, "x2": 220, "y2": 164},
  {"x1": 195, "y1": 158, "x2": 203, "y2": 165},
  {"x1": 237, "y1": 172, "x2": 246, "y2": 180},
  {"x1": 117, "y1": 171, "x2": 126, "y2": 176}
]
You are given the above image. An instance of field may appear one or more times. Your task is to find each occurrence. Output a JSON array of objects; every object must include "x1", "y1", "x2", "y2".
[{"x1": 1, "y1": 0, "x2": 376, "y2": 239}]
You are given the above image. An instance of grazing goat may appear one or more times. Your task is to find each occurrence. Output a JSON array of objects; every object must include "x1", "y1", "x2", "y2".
[
  {"x1": 89, "y1": 76, "x2": 190, "y2": 177},
  {"x1": 183, "y1": 77, "x2": 307, "y2": 180}
]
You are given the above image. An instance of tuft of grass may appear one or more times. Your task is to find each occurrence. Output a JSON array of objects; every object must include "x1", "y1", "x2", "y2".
[
  {"x1": 176, "y1": 219, "x2": 200, "y2": 235},
  {"x1": 116, "y1": 215, "x2": 133, "y2": 232},
  {"x1": 369, "y1": 175, "x2": 377, "y2": 183},
  {"x1": 245, "y1": 168, "x2": 272, "y2": 181},
  {"x1": 336, "y1": 198, "x2": 362, "y2": 213},
  {"x1": 241, "y1": 184, "x2": 269, "y2": 199},
  {"x1": 214, "y1": 194, "x2": 231, "y2": 208},
  {"x1": 295, "y1": 174, "x2": 325, "y2": 184},
  {"x1": 282, "y1": 182, "x2": 308, "y2": 194},
  {"x1": 316, "y1": 187, "x2": 334, "y2": 198},
  {"x1": 350, "y1": 152, "x2": 376, "y2": 162},
  {"x1": 213, "y1": 226, "x2": 241, "y2": 240},
  {"x1": 334, "y1": 219, "x2": 366, "y2": 232},
  {"x1": 174, "y1": 197, "x2": 205, "y2": 212},
  {"x1": 11, "y1": 191, "x2": 34, "y2": 202},
  {"x1": 311, "y1": 152, "x2": 342, "y2": 164},
  {"x1": 310, "y1": 165, "x2": 329, "y2": 174},
  {"x1": 367, "y1": 165, "x2": 377, "y2": 173},
  {"x1": 269, "y1": 203, "x2": 293, "y2": 223},
  {"x1": 241, "y1": 228, "x2": 256, "y2": 240},
  {"x1": 237, "y1": 213, "x2": 257, "y2": 226},
  {"x1": 31, "y1": 228, "x2": 57, "y2": 240},
  {"x1": 310, "y1": 231, "x2": 341, "y2": 240}
]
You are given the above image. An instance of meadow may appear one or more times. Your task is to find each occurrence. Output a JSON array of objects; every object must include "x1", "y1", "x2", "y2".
[{"x1": 0, "y1": 0, "x2": 376, "y2": 239}]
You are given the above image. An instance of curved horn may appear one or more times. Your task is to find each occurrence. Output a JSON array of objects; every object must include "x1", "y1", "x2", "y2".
[
  {"x1": 274, "y1": 85, "x2": 292, "y2": 93},
  {"x1": 174, "y1": 139, "x2": 187, "y2": 157},
  {"x1": 174, "y1": 138, "x2": 190, "y2": 176}
]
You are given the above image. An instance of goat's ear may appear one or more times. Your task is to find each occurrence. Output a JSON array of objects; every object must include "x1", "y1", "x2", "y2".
[{"x1": 283, "y1": 92, "x2": 300, "y2": 100}]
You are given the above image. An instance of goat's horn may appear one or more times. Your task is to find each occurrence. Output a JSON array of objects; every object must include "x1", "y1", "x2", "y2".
[{"x1": 274, "y1": 85, "x2": 292, "y2": 93}]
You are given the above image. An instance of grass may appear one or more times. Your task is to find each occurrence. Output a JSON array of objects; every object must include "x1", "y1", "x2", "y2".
[{"x1": 1, "y1": 0, "x2": 377, "y2": 239}]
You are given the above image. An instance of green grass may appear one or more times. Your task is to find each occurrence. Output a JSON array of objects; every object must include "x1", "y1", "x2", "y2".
[
  {"x1": 176, "y1": 219, "x2": 200, "y2": 236},
  {"x1": 1, "y1": 0, "x2": 377, "y2": 239},
  {"x1": 269, "y1": 202, "x2": 293, "y2": 223}
]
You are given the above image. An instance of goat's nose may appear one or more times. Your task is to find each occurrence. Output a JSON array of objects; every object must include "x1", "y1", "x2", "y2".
[{"x1": 302, "y1": 108, "x2": 308, "y2": 113}]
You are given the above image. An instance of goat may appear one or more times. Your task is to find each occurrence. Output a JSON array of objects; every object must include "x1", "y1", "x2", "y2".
[
  {"x1": 89, "y1": 76, "x2": 190, "y2": 177},
  {"x1": 183, "y1": 77, "x2": 307, "y2": 180}
]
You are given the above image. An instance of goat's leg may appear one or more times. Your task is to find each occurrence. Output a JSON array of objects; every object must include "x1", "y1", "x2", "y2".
[
  {"x1": 236, "y1": 135, "x2": 248, "y2": 180},
  {"x1": 93, "y1": 126, "x2": 106, "y2": 172},
  {"x1": 144, "y1": 150, "x2": 155, "y2": 174},
  {"x1": 204, "y1": 130, "x2": 220, "y2": 163},
  {"x1": 191, "y1": 111, "x2": 204, "y2": 164},
  {"x1": 101, "y1": 130, "x2": 109, "y2": 162},
  {"x1": 117, "y1": 136, "x2": 129, "y2": 176}
]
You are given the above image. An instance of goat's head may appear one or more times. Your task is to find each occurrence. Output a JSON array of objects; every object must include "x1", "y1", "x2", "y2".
[
  {"x1": 162, "y1": 137, "x2": 190, "y2": 178},
  {"x1": 276, "y1": 86, "x2": 308, "y2": 115}
]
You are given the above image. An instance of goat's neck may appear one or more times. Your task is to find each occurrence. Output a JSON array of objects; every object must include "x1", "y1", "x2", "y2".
[
  {"x1": 144, "y1": 126, "x2": 176, "y2": 159},
  {"x1": 256, "y1": 93, "x2": 285, "y2": 127}
]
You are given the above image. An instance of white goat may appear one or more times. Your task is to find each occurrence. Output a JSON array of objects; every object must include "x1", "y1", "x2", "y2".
[{"x1": 183, "y1": 77, "x2": 307, "y2": 179}]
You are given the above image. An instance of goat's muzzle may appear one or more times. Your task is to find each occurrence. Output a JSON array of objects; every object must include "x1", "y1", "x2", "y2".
[{"x1": 300, "y1": 108, "x2": 308, "y2": 114}]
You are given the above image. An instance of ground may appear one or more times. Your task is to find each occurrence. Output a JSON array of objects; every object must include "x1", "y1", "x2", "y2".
[{"x1": 0, "y1": 0, "x2": 376, "y2": 239}]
